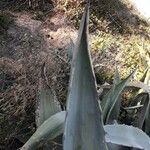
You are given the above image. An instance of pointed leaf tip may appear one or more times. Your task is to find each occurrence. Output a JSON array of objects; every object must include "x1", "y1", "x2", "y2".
[{"x1": 64, "y1": 5, "x2": 107, "y2": 150}]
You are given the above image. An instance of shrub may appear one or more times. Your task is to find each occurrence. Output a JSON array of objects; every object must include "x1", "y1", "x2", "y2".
[{"x1": 21, "y1": 4, "x2": 150, "y2": 150}]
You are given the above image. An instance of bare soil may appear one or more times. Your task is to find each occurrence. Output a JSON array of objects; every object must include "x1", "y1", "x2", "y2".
[{"x1": 0, "y1": 4, "x2": 76, "y2": 149}]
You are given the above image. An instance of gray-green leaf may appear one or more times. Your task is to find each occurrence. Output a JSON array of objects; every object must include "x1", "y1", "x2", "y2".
[
  {"x1": 102, "y1": 70, "x2": 135, "y2": 124},
  {"x1": 132, "y1": 93, "x2": 149, "y2": 129},
  {"x1": 36, "y1": 63, "x2": 61, "y2": 127},
  {"x1": 104, "y1": 124, "x2": 150, "y2": 150},
  {"x1": 21, "y1": 111, "x2": 66, "y2": 150},
  {"x1": 63, "y1": 5, "x2": 108, "y2": 150}
]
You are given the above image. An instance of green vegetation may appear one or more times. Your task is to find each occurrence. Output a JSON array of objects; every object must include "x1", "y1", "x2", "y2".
[
  {"x1": 91, "y1": 32, "x2": 114, "y2": 51},
  {"x1": 0, "y1": 1, "x2": 150, "y2": 149},
  {"x1": 21, "y1": 6, "x2": 150, "y2": 150},
  {"x1": 65, "y1": 0, "x2": 150, "y2": 81},
  {"x1": 91, "y1": 31, "x2": 150, "y2": 80}
]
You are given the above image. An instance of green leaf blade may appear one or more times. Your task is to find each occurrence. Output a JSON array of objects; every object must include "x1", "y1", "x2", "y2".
[
  {"x1": 36, "y1": 64, "x2": 61, "y2": 127},
  {"x1": 21, "y1": 111, "x2": 66, "y2": 150},
  {"x1": 132, "y1": 93, "x2": 150, "y2": 129},
  {"x1": 63, "y1": 5, "x2": 108, "y2": 150},
  {"x1": 104, "y1": 124, "x2": 150, "y2": 150},
  {"x1": 102, "y1": 70, "x2": 135, "y2": 124}
]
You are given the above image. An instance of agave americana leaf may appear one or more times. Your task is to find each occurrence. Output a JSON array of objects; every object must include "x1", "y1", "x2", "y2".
[
  {"x1": 132, "y1": 93, "x2": 149, "y2": 129},
  {"x1": 138, "y1": 68, "x2": 150, "y2": 94},
  {"x1": 103, "y1": 68, "x2": 123, "y2": 149},
  {"x1": 145, "y1": 102, "x2": 150, "y2": 136},
  {"x1": 99, "y1": 81, "x2": 150, "y2": 92},
  {"x1": 124, "y1": 105, "x2": 144, "y2": 110},
  {"x1": 140, "y1": 68, "x2": 149, "y2": 82},
  {"x1": 63, "y1": 5, "x2": 108, "y2": 150},
  {"x1": 105, "y1": 67, "x2": 122, "y2": 124},
  {"x1": 101, "y1": 70, "x2": 135, "y2": 124},
  {"x1": 67, "y1": 38, "x2": 74, "y2": 59},
  {"x1": 36, "y1": 63, "x2": 61, "y2": 127},
  {"x1": 143, "y1": 68, "x2": 150, "y2": 85},
  {"x1": 128, "y1": 81, "x2": 150, "y2": 92},
  {"x1": 129, "y1": 69, "x2": 150, "y2": 136},
  {"x1": 21, "y1": 111, "x2": 66, "y2": 150},
  {"x1": 107, "y1": 143, "x2": 129, "y2": 150},
  {"x1": 129, "y1": 93, "x2": 145, "y2": 107},
  {"x1": 143, "y1": 69, "x2": 150, "y2": 136},
  {"x1": 114, "y1": 66, "x2": 121, "y2": 84},
  {"x1": 104, "y1": 124, "x2": 150, "y2": 150}
]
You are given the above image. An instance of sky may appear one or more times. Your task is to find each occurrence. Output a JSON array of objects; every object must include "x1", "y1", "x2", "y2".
[{"x1": 131, "y1": 0, "x2": 150, "y2": 21}]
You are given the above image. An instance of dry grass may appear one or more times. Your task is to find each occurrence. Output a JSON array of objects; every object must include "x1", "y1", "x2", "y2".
[{"x1": 65, "y1": 0, "x2": 150, "y2": 81}]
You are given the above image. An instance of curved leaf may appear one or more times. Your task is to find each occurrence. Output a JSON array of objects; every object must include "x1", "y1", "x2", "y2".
[
  {"x1": 107, "y1": 143, "x2": 128, "y2": 150},
  {"x1": 105, "y1": 67, "x2": 122, "y2": 124},
  {"x1": 145, "y1": 104, "x2": 150, "y2": 136},
  {"x1": 132, "y1": 93, "x2": 150, "y2": 129},
  {"x1": 101, "y1": 70, "x2": 135, "y2": 124},
  {"x1": 63, "y1": 5, "x2": 108, "y2": 150},
  {"x1": 128, "y1": 81, "x2": 150, "y2": 92},
  {"x1": 21, "y1": 111, "x2": 66, "y2": 150},
  {"x1": 67, "y1": 38, "x2": 74, "y2": 59},
  {"x1": 36, "y1": 63, "x2": 61, "y2": 127},
  {"x1": 99, "y1": 81, "x2": 150, "y2": 92},
  {"x1": 104, "y1": 124, "x2": 150, "y2": 150}
]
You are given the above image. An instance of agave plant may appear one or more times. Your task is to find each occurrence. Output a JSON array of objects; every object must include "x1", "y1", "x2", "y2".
[{"x1": 21, "y1": 3, "x2": 150, "y2": 150}]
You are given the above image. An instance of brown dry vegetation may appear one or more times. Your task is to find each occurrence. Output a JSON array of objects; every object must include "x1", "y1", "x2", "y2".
[{"x1": 0, "y1": 0, "x2": 150, "y2": 149}]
